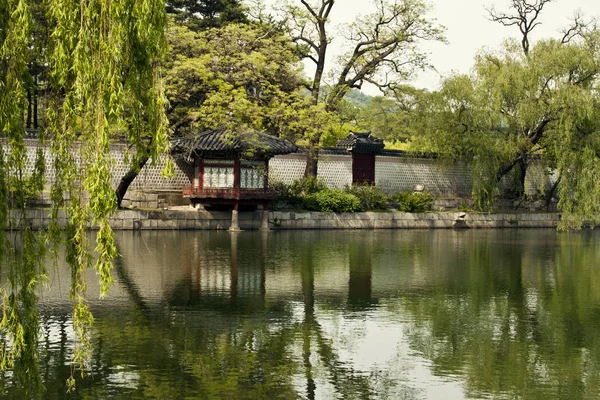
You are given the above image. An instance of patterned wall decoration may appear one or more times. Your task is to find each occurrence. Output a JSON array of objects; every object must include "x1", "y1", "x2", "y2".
[
  {"x1": 8, "y1": 139, "x2": 192, "y2": 191},
  {"x1": 315, "y1": 154, "x2": 353, "y2": 189},
  {"x1": 9, "y1": 139, "x2": 555, "y2": 200},
  {"x1": 375, "y1": 156, "x2": 472, "y2": 196},
  {"x1": 241, "y1": 160, "x2": 266, "y2": 189},
  {"x1": 268, "y1": 154, "x2": 306, "y2": 184},
  {"x1": 111, "y1": 144, "x2": 191, "y2": 190}
]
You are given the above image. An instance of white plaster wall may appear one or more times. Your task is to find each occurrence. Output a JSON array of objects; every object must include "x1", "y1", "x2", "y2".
[{"x1": 375, "y1": 156, "x2": 472, "y2": 197}]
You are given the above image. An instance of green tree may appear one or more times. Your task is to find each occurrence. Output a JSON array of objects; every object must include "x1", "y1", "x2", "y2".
[
  {"x1": 0, "y1": 0, "x2": 169, "y2": 395},
  {"x1": 355, "y1": 86, "x2": 431, "y2": 145},
  {"x1": 166, "y1": 0, "x2": 248, "y2": 30},
  {"x1": 164, "y1": 20, "x2": 307, "y2": 138},
  {"x1": 424, "y1": 35, "x2": 600, "y2": 227},
  {"x1": 485, "y1": 0, "x2": 596, "y2": 196},
  {"x1": 284, "y1": 0, "x2": 445, "y2": 176},
  {"x1": 115, "y1": 1, "x2": 249, "y2": 206}
]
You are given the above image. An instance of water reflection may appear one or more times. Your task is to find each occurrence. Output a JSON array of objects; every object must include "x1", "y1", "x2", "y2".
[{"x1": 3, "y1": 230, "x2": 600, "y2": 399}]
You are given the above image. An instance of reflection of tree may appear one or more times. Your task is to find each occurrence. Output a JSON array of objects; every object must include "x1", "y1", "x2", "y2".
[
  {"x1": 298, "y1": 238, "x2": 385, "y2": 400},
  {"x1": 396, "y1": 231, "x2": 600, "y2": 400},
  {"x1": 15, "y1": 229, "x2": 600, "y2": 399}
]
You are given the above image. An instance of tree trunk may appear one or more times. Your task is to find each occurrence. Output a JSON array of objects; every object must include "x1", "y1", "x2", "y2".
[
  {"x1": 303, "y1": 143, "x2": 319, "y2": 178},
  {"x1": 115, "y1": 153, "x2": 150, "y2": 208},
  {"x1": 33, "y1": 74, "x2": 38, "y2": 129},
  {"x1": 517, "y1": 158, "x2": 528, "y2": 197},
  {"x1": 544, "y1": 176, "x2": 560, "y2": 210},
  {"x1": 27, "y1": 89, "x2": 32, "y2": 129}
]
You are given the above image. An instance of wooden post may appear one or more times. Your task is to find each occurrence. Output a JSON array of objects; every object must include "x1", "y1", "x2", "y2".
[
  {"x1": 234, "y1": 157, "x2": 241, "y2": 197},
  {"x1": 198, "y1": 159, "x2": 204, "y2": 190},
  {"x1": 263, "y1": 160, "x2": 269, "y2": 191}
]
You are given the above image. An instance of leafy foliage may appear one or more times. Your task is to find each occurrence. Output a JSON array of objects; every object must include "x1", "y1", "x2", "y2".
[
  {"x1": 288, "y1": 177, "x2": 327, "y2": 198},
  {"x1": 166, "y1": 0, "x2": 247, "y2": 31},
  {"x1": 421, "y1": 35, "x2": 600, "y2": 226},
  {"x1": 304, "y1": 189, "x2": 362, "y2": 213},
  {"x1": 165, "y1": 21, "x2": 305, "y2": 137},
  {"x1": 344, "y1": 184, "x2": 388, "y2": 210},
  {"x1": 391, "y1": 190, "x2": 433, "y2": 212},
  {"x1": 0, "y1": 0, "x2": 169, "y2": 394}
]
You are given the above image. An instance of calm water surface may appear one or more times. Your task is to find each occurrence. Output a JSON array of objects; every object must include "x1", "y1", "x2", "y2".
[{"x1": 7, "y1": 229, "x2": 600, "y2": 399}]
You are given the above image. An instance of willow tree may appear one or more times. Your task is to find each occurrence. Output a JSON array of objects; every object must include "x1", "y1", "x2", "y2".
[
  {"x1": 0, "y1": 0, "x2": 169, "y2": 395},
  {"x1": 425, "y1": 34, "x2": 600, "y2": 228}
]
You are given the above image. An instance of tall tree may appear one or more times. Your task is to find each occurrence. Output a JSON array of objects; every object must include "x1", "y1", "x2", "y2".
[
  {"x1": 0, "y1": 0, "x2": 169, "y2": 394},
  {"x1": 285, "y1": 0, "x2": 445, "y2": 176},
  {"x1": 486, "y1": 0, "x2": 553, "y2": 193},
  {"x1": 166, "y1": 0, "x2": 248, "y2": 30},
  {"x1": 485, "y1": 0, "x2": 595, "y2": 198},
  {"x1": 164, "y1": 21, "x2": 305, "y2": 138},
  {"x1": 424, "y1": 35, "x2": 600, "y2": 227}
]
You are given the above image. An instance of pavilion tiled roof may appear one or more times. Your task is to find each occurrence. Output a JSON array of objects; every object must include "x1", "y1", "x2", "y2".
[
  {"x1": 336, "y1": 131, "x2": 384, "y2": 153},
  {"x1": 171, "y1": 127, "x2": 298, "y2": 159}
]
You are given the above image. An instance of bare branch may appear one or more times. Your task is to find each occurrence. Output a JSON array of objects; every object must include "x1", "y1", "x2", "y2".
[
  {"x1": 487, "y1": 0, "x2": 553, "y2": 55},
  {"x1": 561, "y1": 12, "x2": 598, "y2": 43}
]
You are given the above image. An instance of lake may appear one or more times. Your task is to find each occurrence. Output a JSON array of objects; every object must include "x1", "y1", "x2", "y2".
[{"x1": 4, "y1": 229, "x2": 600, "y2": 399}]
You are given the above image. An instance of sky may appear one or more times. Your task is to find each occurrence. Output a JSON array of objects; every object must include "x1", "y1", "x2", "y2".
[{"x1": 267, "y1": 0, "x2": 600, "y2": 94}]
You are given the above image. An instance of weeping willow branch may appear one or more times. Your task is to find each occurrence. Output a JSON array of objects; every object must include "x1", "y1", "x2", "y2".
[{"x1": 0, "y1": 0, "x2": 170, "y2": 395}]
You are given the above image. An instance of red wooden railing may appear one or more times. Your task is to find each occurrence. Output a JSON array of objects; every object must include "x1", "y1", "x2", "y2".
[{"x1": 183, "y1": 187, "x2": 277, "y2": 199}]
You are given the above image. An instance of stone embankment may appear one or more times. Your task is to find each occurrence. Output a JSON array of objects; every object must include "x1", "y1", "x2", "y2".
[{"x1": 8, "y1": 208, "x2": 561, "y2": 230}]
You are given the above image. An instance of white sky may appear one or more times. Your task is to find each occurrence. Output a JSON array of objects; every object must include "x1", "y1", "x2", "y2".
[{"x1": 266, "y1": 0, "x2": 600, "y2": 94}]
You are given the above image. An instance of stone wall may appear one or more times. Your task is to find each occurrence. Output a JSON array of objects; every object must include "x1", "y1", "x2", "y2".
[
  {"x1": 9, "y1": 139, "x2": 192, "y2": 191},
  {"x1": 8, "y1": 139, "x2": 556, "y2": 205},
  {"x1": 375, "y1": 155, "x2": 472, "y2": 196},
  {"x1": 269, "y1": 152, "x2": 353, "y2": 189},
  {"x1": 8, "y1": 208, "x2": 561, "y2": 231}
]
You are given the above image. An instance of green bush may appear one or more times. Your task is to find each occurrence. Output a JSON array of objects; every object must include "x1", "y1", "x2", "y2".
[
  {"x1": 288, "y1": 177, "x2": 328, "y2": 198},
  {"x1": 391, "y1": 190, "x2": 433, "y2": 212},
  {"x1": 344, "y1": 184, "x2": 388, "y2": 210},
  {"x1": 304, "y1": 189, "x2": 362, "y2": 213},
  {"x1": 269, "y1": 179, "x2": 291, "y2": 198}
]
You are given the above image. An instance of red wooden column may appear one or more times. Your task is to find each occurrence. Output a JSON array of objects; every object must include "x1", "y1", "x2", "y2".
[
  {"x1": 263, "y1": 160, "x2": 269, "y2": 191},
  {"x1": 234, "y1": 157, "x2": 241, "y2": 197},
  {"x1": 198, "y1": 159, "x2": 204, "y2": 191}
]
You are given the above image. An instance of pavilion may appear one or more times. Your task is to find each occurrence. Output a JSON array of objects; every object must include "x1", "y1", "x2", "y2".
[{"x1": 171, "y1": 127, "x2": 297, "y2": 231}]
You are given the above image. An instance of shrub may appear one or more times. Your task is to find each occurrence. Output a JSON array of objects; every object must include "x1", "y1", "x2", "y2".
[
  {"x1": 269, "y1": 179, "x2": 291, "y2": 198},
  {"x1": 391, "y1": 190, "x2": 434, "y2": 212},
  {"x1": 344, "y1": 184, "x2": 388, "y2": 210},
  {"x1": 288, "y1": 177, "x2": 328, "y2": 198},
  {"x1": 304, "y1": 189, "x2": 362, "y2": 213}
]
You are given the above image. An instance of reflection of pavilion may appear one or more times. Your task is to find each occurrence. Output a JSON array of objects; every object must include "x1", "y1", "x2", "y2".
[
  {"x1": 112, "y1": 231, "x2": 382, "y2": 314},
  {"x1": 166, "y1": 233, "x2": 270, "y2": 313}
]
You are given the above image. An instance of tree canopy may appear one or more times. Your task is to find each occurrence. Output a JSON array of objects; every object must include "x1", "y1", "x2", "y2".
[
  {"x1": 164, "y1": 20, "x2": 307, "y2": 139},
  {"x1": 282, "y1": 0, "x2": 445, "y2": 176},
  {"x1": 166, "y1": 0, "x2": 248, "y2": 30},
  {"x1": 422, "y1": 35, "x2": 600, "y2": 227}
]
